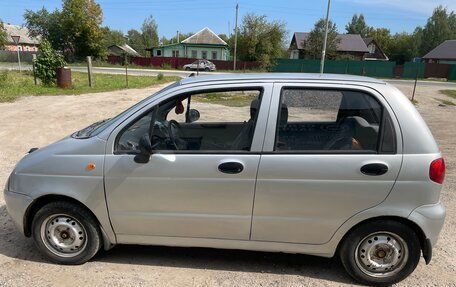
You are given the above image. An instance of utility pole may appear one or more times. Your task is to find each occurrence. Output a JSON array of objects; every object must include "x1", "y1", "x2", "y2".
[
  {"x1": 11, "y1": 35, "x2": 21, "y2": 72},
  {"x1": 320, "y1": 0, "x2": 331, "y2": 74},
  {"x1": 233, "y1": 0, "x2": 239, "y2": 71}
]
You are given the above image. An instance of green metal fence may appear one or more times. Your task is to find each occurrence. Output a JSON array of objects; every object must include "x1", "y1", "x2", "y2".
[
  {"x1": 273, "y1": 59, "x2": 396, "y2": 78},
  {"x1": 402, "y1": 62, "x2": 425, "y2": 79},
  {"x1": 0, "y1": 51, "x2": 38, "y2": 62},
  {"x1": 448, "y1": 65, "x2": 456, "y2": 81}
]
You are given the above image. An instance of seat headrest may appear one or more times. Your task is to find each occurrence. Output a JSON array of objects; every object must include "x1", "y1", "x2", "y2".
[
  {"x1": 250, "y1": 98, "x2": 260, "y2": 119},
  {"x1": 279, "y1": 103, "x2": 288, "y2": 125}
]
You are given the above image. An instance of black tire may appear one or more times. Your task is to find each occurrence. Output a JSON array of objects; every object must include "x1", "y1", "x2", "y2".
[
  {"x1": 339, "y1": 220, "x2": 421, "y2": 286},
  {"x1": 31, "y1": 201, "x2": 102, "y2": 265},
  {"x1": 185, "y1": 67, "x2": 190, "y2": 71},
  {"x1": 204, "y1": 67, "x2": 210, "y2": 72}
]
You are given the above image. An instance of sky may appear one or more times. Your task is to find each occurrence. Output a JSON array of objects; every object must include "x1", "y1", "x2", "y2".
[{"x1": 1, "y1": 0, "x2": 455, "y2": 43}]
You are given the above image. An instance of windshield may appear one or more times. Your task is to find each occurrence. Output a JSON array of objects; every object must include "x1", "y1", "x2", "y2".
[{"x1": 72, "y1": 81, "x2": 180, "y2": 139}]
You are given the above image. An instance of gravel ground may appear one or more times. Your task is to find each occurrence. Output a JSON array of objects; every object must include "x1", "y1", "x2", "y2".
[{"x1": 0, "y1": 81, "x2": 455, "y2": 286}]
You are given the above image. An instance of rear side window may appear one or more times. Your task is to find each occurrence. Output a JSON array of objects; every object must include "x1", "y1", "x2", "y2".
[{"x1": 275, "y1": 88, "x2": 395, "y2": 153}]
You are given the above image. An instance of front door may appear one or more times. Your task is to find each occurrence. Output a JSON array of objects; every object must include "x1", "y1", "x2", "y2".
[
  {"x1": 104, "y1": 84, "x2": 272, "y2": 240},
  {"x1": 251, "y1": 84, "x2": 402, "y2": 244}
]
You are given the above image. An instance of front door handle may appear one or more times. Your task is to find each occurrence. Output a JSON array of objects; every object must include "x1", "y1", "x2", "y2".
[
  {"x1": 218, "y1": 162, "x2": 244, "y2": 174},
  {"x1": 361, "y1": 163, "x2": 388, "y2": 176}
]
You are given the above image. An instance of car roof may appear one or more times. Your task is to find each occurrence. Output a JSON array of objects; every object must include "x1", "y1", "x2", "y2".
[{"x1": 179, "y1": 73, "x2": 386, "y2": 86}]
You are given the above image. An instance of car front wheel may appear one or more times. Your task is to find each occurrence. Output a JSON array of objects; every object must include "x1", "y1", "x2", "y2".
[
  {"x1": 31, "y1": 201, "x2": 102, "y2": 265},
  {"x1": 339, "y1": 220, "x2": 421, "y2": 286}
]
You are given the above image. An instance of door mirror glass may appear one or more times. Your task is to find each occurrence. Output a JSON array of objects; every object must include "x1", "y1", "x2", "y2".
[
  {"x1": 188, "y1": 109, "x2": 200, "y2": 123},
  {"x1": 134, "y1": 134, "x2": 152, "y2": 163}
]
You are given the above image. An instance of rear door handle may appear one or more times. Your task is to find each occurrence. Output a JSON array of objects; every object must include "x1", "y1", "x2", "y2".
[
  {"x1": 361, "y1": 163, "x2": 388, "y2": 176},
  {"x1": 218, "y1": 162, "x2": 244, "y2": 174}
]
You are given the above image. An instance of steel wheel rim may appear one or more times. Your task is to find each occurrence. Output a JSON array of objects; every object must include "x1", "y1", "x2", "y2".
[
  {"x1": 40, "y1": 214, "x2": 88, "y2": 258},
  {"x1": 354, "y1": 231, "x2": 408, "y2": 278}
]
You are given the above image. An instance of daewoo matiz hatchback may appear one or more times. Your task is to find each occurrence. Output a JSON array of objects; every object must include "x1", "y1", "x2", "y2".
[{"x1": 5, "y1": 74, "x2": 446, "y2": 286}]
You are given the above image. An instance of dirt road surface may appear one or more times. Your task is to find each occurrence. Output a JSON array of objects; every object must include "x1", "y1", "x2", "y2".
[{"x1": 0, "y1": 81, "x2": 455, "y2": 286}]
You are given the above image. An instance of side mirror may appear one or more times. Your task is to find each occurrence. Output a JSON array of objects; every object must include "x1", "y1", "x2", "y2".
[
  {"x1": 188, "y1": 109, "x2": 200, "y2": 123},
  {"x1": 134, "y1": 134, "x2": 152, "y2": 164}
]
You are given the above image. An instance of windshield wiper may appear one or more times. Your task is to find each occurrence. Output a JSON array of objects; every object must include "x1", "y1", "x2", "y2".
[{"x1": 74, "y1": 118, "x2": 110, "y2": 138}]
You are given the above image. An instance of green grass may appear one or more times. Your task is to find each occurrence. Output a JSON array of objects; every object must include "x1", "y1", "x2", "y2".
[
  {"x1": 194, "y1": 92, "x2": 257, "y2": 107},
  {"x1": 435, "y1": 98, "x2": 456, "y2": 106},
  {"x1": 410, "y1": 98, "x2": 418, "y2": 105},
  {"x1": 0, "y1": 70, "x2": 180, "y2": 102},
  {"x1": 440, "y1": 90, "x2": 456, "y2": 99}
]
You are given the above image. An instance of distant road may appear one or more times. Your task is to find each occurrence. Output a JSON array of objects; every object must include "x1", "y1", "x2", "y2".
[
  {"x1": 0, "y1": 63, "x2": 218, "y2": 78},
  {"x1": 1, "y1": 63, "x2": 455, "y2": 88}
]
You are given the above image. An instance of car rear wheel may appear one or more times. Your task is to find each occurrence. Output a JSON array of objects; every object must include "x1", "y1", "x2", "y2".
[
  {"x1": 31, "y1": 201, "x2": 102, "y2": 265},
  {"x1": 204, "y1": 67, "x2": 210, "y2": 71},
  {"x1": 185, "y1": 67, "x2": 190, "y2": 71},
  {"x1": 339, "y1": 220, "x2": 421, "y2": 286}
]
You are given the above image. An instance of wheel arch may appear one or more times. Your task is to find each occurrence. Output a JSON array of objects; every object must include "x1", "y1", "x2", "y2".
[
  {"x1": 336, "y1": 216, "x2": 428, "y2": 262},
  {"x1": 24, "y1": 194, "x2": 114, "y2": 250}
]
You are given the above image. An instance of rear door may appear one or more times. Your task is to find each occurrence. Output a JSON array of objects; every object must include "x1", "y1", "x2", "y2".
[{"x1": 251, "y1": 83, "x2": 402, "y2": 244}]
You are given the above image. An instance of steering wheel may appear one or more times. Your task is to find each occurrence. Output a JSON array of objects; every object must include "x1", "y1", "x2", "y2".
[{"x1": 167, "y1": 120, "x2": 184, "y2": 150}]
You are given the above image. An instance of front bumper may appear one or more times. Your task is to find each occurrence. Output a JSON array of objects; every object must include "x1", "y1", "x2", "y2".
[
  {"x1": 4, "y1": 190, "x2": 33, "y2": 236},
  {"x1": 408, "y1": 201, "x2": 446, "y2": 262}
]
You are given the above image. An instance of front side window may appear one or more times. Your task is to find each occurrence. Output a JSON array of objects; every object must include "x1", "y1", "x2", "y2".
[
  {"x1": 116, "y1": 89, "x2": 262, "y2": 153},
  {"x1": 275, "y1": 88, "x2": 393, "y2": 153}
]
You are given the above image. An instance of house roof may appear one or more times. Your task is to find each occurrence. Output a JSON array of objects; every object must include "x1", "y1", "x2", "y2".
[
  {"x1": 181, "y1": 27, "x2": 227, "y2": 46},
  {"x1": 291, "y1": 32, "x2": 369, "y2": 53},
  {"x1": 108, "y1": 44, "x2": 141, "y2": 57},
  {"x1": 423, "y1": 40, "x2": 456, "y2": 60},
  {"x1": 2, "y1": 23, "x2": 40, "y2": 45}
]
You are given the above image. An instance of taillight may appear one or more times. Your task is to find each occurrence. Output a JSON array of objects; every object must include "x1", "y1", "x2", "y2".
[{"x1": 429, "y1": 158, "x2": 445, "y2": 184}]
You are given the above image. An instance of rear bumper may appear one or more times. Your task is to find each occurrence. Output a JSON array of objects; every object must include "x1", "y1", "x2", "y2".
[
  {"x1": 408, "y1": 201, "x2": 446, "y2": 262},
  {"x1": 4, "y1": 190, "x2": 33, "y2": 236}
]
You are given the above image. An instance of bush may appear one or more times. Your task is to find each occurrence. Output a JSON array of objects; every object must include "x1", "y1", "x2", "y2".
[
  {"x1": 156, "y1": 73, "x2": 164, "y2": 81},
  {"x1": 34, "y1": 40, "x2": 66, "y2": 86}
]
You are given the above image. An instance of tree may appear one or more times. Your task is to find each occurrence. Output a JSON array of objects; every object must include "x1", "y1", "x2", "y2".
[
  {"x1": 0, "y1": 20, "x2": 7, "y2": 48},
  {"x1": 24, "y1": 8, "x2": 64, "y2": 51},
  {"x1": 388, "y1": 33, "x2": 416, "y2": 63},
  {"x1": 141, "y1": 15, "x2": 159, "y2": 49},
  {"x1": 237, "y1": 13, "x2": 287, "y2": 69},
  {"x1": 305, "y1": 18, "x2": 339, "y2": 60},
  {"x1": 345, "y1": 14, "x2": 370, "y2": 37},
  {"x1": 419, "y1": 6, "x2": 456, "y2": 55},
  {"x1": 34, "y1": 40, "x2": 66, "y2": 86},
  {"x1": 24, "y1": 0, "x2": 106, "y2": 60},
  {"x1": 103, "y1": 27, "x2": 126, "y2": 46},
  {"x1": 60, "y1": 0, "x2": 105, "y2": 59},
  {"x1": 366, "y1": 28, "x2": 391, "y2": 54},
  {"x1": 127, "y1": 29, "x2": 146, "y2": 56}
]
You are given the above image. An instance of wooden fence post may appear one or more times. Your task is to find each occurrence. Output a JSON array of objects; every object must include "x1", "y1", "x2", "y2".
[
  {"x1": 87, "y1": 56, "x2": 93, "y2": 87},
  {"x1": 32, "y1": 54, "x2": 38, "y2": 85},
  {"x1": 125, "y1": 54, "x2": 129, "y2": 88}
]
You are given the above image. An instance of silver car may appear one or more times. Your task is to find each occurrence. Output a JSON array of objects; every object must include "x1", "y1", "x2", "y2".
[
  {"x1": 183, "y1": 60, "x2": 216, "y2": 71},
  {"x1": 4, "y1": 74, "x2": 445, "y2": 286}
]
